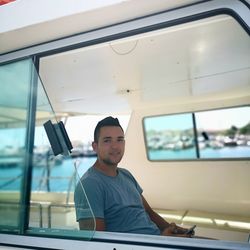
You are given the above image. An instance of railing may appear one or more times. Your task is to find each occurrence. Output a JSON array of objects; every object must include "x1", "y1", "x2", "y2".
[
  {"x1": 0, "y1": 200, "x2": 76, "y2": 229},
  {"x1": 47, "y1": 203, "x2": 75, "y2": 228}
]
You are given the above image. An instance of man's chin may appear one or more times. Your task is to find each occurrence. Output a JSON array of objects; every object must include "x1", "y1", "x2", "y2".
[{"x1": 104, "y1": 158, "x2": 122, "y2": 166}]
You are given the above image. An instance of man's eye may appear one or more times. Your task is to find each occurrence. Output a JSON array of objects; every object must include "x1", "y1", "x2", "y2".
[{"x1": 104, "y1": 139, "x2": 111, "y2": 143}]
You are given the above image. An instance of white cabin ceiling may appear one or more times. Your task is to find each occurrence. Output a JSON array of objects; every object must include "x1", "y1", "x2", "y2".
[{"x1": 39, "y1": 15, "x2": 250, "y2": 115}]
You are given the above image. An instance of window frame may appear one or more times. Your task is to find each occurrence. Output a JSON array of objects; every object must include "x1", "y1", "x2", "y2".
[{"x1": 143, "y1": 105, "x2": 250, "y2": 162}]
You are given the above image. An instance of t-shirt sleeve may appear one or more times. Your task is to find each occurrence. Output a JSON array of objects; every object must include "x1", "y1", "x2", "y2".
[{"x1": 74, "y1": 177, "x2": 104, "y2": 221}]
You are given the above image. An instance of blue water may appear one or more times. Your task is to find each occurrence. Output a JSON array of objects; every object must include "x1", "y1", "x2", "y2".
[
  {"x1": 0, "y1": 157, "x2": 96, "y2": 191},
  {"x1": 149, "y1": 146, "x2": 250, "y2": 160},
  {"x1": 1, "y1": 146, "x2": 250, "y2": 191}
]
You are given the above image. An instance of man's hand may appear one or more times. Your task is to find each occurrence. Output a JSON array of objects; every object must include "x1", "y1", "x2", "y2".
[{"x1": 161, "y1": 223, "x2": 195, "y2": 237}]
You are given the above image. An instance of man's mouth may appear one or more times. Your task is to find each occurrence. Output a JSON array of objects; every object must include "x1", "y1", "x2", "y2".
[{"x1": 110, "y1": 152, "x2": 120, "y2": 156}]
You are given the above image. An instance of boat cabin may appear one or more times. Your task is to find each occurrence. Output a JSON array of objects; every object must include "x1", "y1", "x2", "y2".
[{"x1": 0, "y1": 0, "x2": 250, "y2": 249}]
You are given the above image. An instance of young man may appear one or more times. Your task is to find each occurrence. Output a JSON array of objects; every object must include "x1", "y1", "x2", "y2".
[{"x1": 74, "y1": 116, "x2": 194, "y2": 237}]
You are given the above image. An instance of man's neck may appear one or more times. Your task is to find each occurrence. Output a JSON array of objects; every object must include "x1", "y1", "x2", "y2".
[{"x1": 93, "y1": 160, "x2": 118, "y2": 177}]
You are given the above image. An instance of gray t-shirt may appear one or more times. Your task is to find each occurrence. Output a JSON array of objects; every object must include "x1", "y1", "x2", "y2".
[{"x1": 74, "y1": 167, "x2": 160, "y2": 235}]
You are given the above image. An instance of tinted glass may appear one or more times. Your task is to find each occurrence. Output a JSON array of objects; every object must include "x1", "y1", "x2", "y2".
[
  {"x1": 144, "y1": 113, "x2": 196, "y2": 160},
  {"x1": 196, "y1": 106, "x2": 250, "y2": 159},
  {"x1": 0, "y1": 59, "x2": 31, "y2": 231},
  {"x1": 28, "y1": 63, "x2": 96, "y2": 239},
  {"x1": 143, "y1": 106, "x2": 250, "y2": 161}
]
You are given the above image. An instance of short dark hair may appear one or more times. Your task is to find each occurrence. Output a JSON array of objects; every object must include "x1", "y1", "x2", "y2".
[{"x1": 94, "y1": 116, "x2": 124, "y2": 142}]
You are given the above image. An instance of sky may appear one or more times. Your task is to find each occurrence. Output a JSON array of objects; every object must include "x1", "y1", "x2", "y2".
[
  {"x1": 1, "y1": 106, "x2": 249, "y2": 149},
  {"x1": 196, "y1": 107, "x2": 250, "y2": 130},
  {"x1": 144, "y1": 106, "x2": 250, "y2": 132},
  {"x1": 64, "y1": 114, "x2": 130, "y2": 143}
]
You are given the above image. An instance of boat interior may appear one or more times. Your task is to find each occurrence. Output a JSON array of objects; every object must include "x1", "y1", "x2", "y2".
[{"x1": 0, "y1": 0, "x2": 250, "y2": 249}]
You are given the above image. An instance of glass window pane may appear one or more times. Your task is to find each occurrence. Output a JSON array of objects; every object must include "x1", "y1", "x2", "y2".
[
  {"x1": 29, "y1": 64, "x2": 96, "y2": 240},
  {"x1": 0, "y1": 59, "x2": 31, "y2": 231},
  {"x1": 196, "y1": 106, "x2": 250, "y2": 159},
  {"x1": 143, "y1": 114, "x2": 196, "y2": 160}
]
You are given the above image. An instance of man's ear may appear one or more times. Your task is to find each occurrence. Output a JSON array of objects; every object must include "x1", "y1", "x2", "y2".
[{"x1": 92, "y1": 141, "x2": 98, "y2": 152}]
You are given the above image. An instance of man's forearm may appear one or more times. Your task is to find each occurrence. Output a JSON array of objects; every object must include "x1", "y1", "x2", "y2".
[{"x1": 149, "y1": 210, "x2": 170, "y2": 232}]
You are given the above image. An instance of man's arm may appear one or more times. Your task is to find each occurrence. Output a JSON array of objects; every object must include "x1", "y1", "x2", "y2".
[
  {"x1": 142, "y1": 195, "x2": 192, "y2": 237},
  {"x1": 79, "y1": 218, "x2": 106, "y2": 231},
  {"x1": 141, "y1": 195, "x2": 170, "y2": 232}
]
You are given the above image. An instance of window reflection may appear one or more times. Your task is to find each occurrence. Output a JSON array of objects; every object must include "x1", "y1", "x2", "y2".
[
  {"x1": 144, "y1": 114, "x2": 196, "y2": 160},
  {"x1": 0, "y1": 59, "x2": 31, "y2": 229},
  {"x1": 143, "y1": 106, "x2": 250, "y2": 160},
  {"x1": 196, "y1": 107, "x2": 250, "y2": 158}
]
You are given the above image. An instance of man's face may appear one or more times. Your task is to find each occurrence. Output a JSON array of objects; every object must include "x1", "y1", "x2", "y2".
[{"x1": 93, "y1": 126, "x2": 125, "y2": 166}]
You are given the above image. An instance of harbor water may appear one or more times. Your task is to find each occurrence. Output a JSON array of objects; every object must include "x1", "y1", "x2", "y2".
[{"x1": 1, "y1": 146, "x2": 250, "y2": 191}]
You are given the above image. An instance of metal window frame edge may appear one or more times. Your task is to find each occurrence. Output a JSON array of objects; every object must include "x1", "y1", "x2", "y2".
[
  {"x1": 0, "y1": 0, "x2": 249, "y2": 64},
  {"x1": 1, "y1": 233, "x2": 250, "y2": 250}
]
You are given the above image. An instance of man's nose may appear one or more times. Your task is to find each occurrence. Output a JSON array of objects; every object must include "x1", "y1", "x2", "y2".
[{"x1": 110, "y1": 140, "x2": 119, "y2": 148}]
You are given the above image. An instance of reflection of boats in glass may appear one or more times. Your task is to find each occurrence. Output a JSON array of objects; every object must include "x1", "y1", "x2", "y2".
[
  {"x1": 148, "y1": 135, "x2": 194, "y2": 151},
  {"x1": 33, "y1": 146, "x2": 64, "y2": 167},
  {"x1": 0, "y1": 146, "x2": 24, "y2": 167},
  {"x1": 70, "y1": 143, "x2": 97, "y2": 158},
  {"x1": 223, "y1": 137, "x2": 238, "y2": 147},
  {"x1": 198, "y1": 138, "x2": 224, "y2": 150},
  {"x1": 0, "y1": 145, "x2": 23, "y2": 156},
  {"x1": 0, "y1": 146, "x2": 63, "y2": 168},
  {"x1": 0, "y1": 157, "x2": 23, "y2": 168}
]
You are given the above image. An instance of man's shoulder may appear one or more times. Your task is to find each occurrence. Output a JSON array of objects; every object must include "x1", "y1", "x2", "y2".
[
  {"x1": 118, "y1": 167, "x2": 131, "y2": 175},
  {"x1": 81, "y1": 167, "x2": 100, "y2": 181},
  {"x1": 76, "y1": 167, "x2": 103, "y2": 191},
  {"x1": 118, "y1": 167, "x2": 136, "y2": 180},
  {"x1": 118, "y1": 167, "x2": 142, "y2": 193}
]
